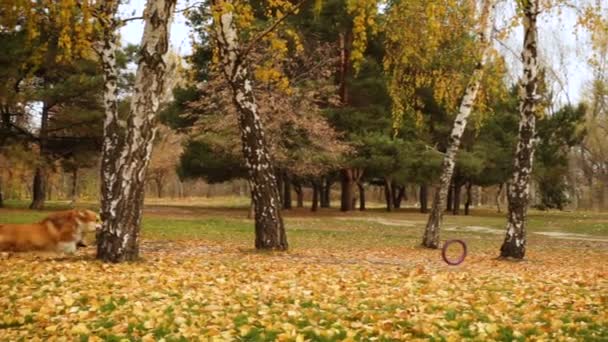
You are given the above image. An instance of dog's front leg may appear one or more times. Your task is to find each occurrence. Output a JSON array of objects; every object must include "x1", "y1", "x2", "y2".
[{"x1": 57, "y1": 241, "x2": 77, "y2": 254}]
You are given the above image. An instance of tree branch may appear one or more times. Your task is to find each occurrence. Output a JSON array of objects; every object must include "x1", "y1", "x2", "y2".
[
  {"x1": 120, "y1": 2, "x2": 206, "y2": 25},
  {"x1": 45, "y1": 118, "x2": 101, "y2": 134},
  {"x1": 122, "y1": 16, "x2": 144, "y2": 24},
  {"x1": 7, "y1": 123, "x2": 38, "y2": 142},
  {"x1": 493, "y1": 34, "x2": 521, "y2": 62},
  {"x1": 176, "y1": 2, "x2": 206, "y2": 14}
]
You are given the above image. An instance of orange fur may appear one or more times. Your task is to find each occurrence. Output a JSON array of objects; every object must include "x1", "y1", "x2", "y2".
[{"x1": 0, "y1": 209, "x2": 100, "y2": 253}]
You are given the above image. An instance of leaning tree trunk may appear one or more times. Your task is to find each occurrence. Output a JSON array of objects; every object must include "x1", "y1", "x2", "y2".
[
  {"x1": 30, "y1": 103, "x2": 50, "y2": 210},
  {"x1": 422, "y1": 0, "x2": 496, "y2": 248},
  {"x1": 500, "y1": 0, "x2": 541, "y2": 260},
  {"x1": 97, "y1": 0, "x2": 178, "y2": 262},
  {"x1": 213, "y1": 4, "x2": 287, "y2": 250}
]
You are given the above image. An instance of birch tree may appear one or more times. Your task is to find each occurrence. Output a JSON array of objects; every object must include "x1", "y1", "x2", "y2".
[
  {"x1": 421, "y1": 0, "x2": 497, "y2": 248},
  {"x1": 210, "y1": 0, "x2": 292, "y2": 250},
  {"x1": 500, "y1": 0, "x2": 541, "y2": 259},
  {"x1": 204, "y1": 0, "x2": 379, "y2": 249},
  {"x1": 96, "y1": 0, "x2": 178, "y2": 262}
]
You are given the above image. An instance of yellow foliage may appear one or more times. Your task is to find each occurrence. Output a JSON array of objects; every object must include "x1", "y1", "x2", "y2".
[
  {"x1": 0, "y1": 233, "x2": 606, "y2": 340},
  {"x1": 346, "y1": 0, "x2": 378, "y2": 74},
  {"x1": 384, "y1": 0, "x2": 504, "y2": 133},
  {"x1": 1, "y1": 0, "x2": 97, "y2": 64},
  {"x1": 211, "y1": 0, "x2": 313, "y2": 94}
]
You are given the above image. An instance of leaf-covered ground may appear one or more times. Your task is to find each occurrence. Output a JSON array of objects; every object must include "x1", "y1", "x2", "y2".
[{"x1": 1, "y1": 203, "x2": 607, "y2": 341}]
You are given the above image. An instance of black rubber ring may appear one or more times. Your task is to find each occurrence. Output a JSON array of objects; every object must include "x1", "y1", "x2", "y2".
[{"x1": 441, "y1": 239, "x2": 467, "y2": 265}]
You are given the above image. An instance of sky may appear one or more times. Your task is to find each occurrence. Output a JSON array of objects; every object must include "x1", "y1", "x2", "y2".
[
  {"x1": 119, "y1": 0, "x2": 193, "y2": 56},
  {"x1": 119, "y1": 0, "x2": 597, "y2": 106}
]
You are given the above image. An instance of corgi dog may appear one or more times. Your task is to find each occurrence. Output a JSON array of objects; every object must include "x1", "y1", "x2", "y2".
[{"x1": 0, "y1": 209, "x2": 101, "y2": 254}]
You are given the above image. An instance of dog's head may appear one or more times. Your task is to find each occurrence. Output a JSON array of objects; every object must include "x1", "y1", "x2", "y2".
[
  {"x1": 75, "y1": 209, "x2": 102, "y2": 233},
  {"x1": 42, "y1": 209, "x2": 102, "y2": 243}
]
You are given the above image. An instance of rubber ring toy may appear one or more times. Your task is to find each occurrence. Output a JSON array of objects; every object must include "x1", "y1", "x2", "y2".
[{"x1": 441, "y1": 239, "x2": 467, "y2": 266}]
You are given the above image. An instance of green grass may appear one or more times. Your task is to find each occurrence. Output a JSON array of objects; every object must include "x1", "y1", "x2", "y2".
[{"x1": 1, "y1": 198, "x2": 607, "y2": 251}]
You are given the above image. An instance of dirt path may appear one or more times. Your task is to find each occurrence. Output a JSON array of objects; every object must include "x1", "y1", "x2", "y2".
[{"x1": 445, "y1": 225, "x2": 608, "y2": 242}]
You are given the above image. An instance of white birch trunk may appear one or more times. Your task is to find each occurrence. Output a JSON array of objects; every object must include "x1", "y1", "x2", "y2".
[
  {"x1": 212, "y1": 0, "x2": 287, "y2": 250},
  {"x1": 500, "y1": 0, "x2": 541, "y2": 259},
  {"x1": 422, "y1": 0, "x2": 497, "y2": 248},
  {"x1": 97, "y1": 0, "x2": 177, "y2": 262}
]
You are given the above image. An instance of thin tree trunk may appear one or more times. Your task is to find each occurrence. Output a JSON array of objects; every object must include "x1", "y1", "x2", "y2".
[
  {"x1": 393, "y1": 184, "x2": 405, "y2": 209},
  {"x1": 464, "y1": 182, "x2": 473, "y2": 215},
  {"x1": 178, "y1": 180, "x2": 184, "y2": 198},
  {"x1": 311, "y1": 180, "x2": 320, "y2": 212},
  {"x1": 420, "y1": 184, "x2": 429, "y2": 213},
  {"x1": 155, "y1": 178, "x2": 164, "y2": 198},
  {"x1": 70, "y1": 168, "x2": 78, "y2": 207},
  {"x1": 30, "y1": 167, "x2": 46, "y2": 210},
  {"x1": 294, "y1": 181, "x2": 304, "y2": 208},
  {"x1": 496, "y1": 183, "x2": 504, "y2": 213},
  {"x1": 338, "y1": 32, "x2": 351, "y2": 105},
  {"x1": 422, "y1": 0, "x2": 496, "y2": 248},
  {"x1": 212, "y1": 3, "x2": 287, "y2": 250},
  {"x1": 500, "y1": 0, "x2": 540, "y2": 260},
  {"x1": 586, "y1": 171, "x2": 595, "y2": 210},
  {"x1": 357, "y1": 181, "x2": 366, "y2": 211},
  {"x1": 283, "y1": 172, "x2": 292, "y2": 209},
  {"x1": 340, "y1": 169, "x2": 354, "y2": 212},
  {"x1": 384, "y1": 177, "x2": 394, "y2": 212},
  {"x1": 446, "y1": 182, "x2": 454, "y2": 212},
  {"x1": 452, "y1": 182, "x2": 462, "y2": 215},
  {"x1": 321, "y1": 178, "x2": 332, "y2": 208},
  {"x1": 30, "y1": 103, "x2": 50, "y2": 210},
  {"x1": 97, "y1": 0, "x2": 178, "y2": 262}
]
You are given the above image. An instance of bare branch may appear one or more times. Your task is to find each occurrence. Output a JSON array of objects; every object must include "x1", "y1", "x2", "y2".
[
  {"x1": 119, "y1": 2, "x2": 205, "y2": 25},
  {"x1": 176, "y1": 2, "x2": 206, "y2": 14},
  {"x1": 493, "y1": 34, "x2": 521, "y2": 62},
  {"x1": 122, "y1": 16, "x2": 144, "y2": 24}
]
